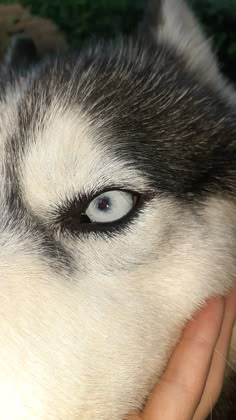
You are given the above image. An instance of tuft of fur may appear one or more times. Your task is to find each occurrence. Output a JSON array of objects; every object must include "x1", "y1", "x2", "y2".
[{"x1": 0, "y1": 1, "x2": 235, "y2": 418}]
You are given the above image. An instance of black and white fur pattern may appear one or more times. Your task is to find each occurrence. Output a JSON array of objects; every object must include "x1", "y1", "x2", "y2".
[{"x1": 0, "y1": 0, "x2": 236, "y2": 418}]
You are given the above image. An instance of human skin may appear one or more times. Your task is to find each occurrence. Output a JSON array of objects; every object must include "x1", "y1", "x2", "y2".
[{"x1": 126, "y1": 287, "x2": 236, "y2": 420}]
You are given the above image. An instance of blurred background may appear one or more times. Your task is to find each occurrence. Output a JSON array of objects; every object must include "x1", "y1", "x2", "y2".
[{"x1": 0, "y1": 0, "x2": 235, "y2": 84}]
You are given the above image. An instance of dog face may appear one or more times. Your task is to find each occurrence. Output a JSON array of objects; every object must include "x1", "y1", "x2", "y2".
[{"x1": 0, "y1": 1, "x2": 236, "y2": 418}]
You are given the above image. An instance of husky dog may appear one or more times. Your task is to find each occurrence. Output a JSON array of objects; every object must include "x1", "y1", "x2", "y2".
[{"x1": 0, "y1": 0, "x2": 236, "y2": 418}]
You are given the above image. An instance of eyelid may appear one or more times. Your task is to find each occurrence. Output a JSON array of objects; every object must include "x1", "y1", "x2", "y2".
[{"x1": 52, "y1": 189, "x2": 152, "y2": 236}]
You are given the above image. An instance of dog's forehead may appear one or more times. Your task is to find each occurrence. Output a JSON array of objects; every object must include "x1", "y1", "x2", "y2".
[
  {"x1": 9, "y1": 41, "x2": 236, "y2": 207},
  {"x1": 20, "y1": 107, "x2": 150, "y2": 215}
]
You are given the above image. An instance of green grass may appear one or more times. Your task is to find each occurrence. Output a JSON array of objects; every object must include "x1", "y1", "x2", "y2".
[
  {"x1": 0, "y1": 0, "x2": 235, "y2": 82},
  {"x1": 0, "y1": 0, "x2": 145, "y2": 45}
]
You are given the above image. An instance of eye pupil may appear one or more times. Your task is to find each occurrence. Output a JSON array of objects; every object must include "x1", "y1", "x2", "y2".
[{"x1": 97, "y1": 197, "x2": 110, "y2": 211}]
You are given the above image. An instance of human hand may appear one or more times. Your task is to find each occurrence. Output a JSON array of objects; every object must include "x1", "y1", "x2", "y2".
[{"x1": 126, "y1": 287, "x2": 236, "y2": 420}]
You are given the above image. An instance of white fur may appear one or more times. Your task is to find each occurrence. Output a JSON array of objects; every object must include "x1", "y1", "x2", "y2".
[
  {"x1": 0, "y1": 1, "x2": 235, "y2": 418},
  {"x1": 0, "y1": 103, "x2": 235, "y2": 418},
  {"x1": 20, "y1": 107, "x2": 151, "y2": 218}
]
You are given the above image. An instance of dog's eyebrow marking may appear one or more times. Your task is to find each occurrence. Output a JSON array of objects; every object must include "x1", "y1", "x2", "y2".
[
  {"x1": 41, "y1": 238, "x2": 75, "y2": 274},
  {"x1": 19, "y1": 106, "x2": 151, "y2": 220},
  {"x1": 1, "y1": 207, "x2": 75, "y2": 274}
]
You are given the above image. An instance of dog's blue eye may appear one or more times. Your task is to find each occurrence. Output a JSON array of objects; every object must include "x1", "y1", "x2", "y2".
[{"x1": 86, "y1": 191, "x2": 134, "y2": 224}]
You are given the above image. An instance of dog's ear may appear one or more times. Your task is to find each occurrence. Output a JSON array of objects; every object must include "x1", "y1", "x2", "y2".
[
  {"x1": 4, "y1": 34, "x2": 40, "y2": 71},
  {"x1": 143, "y1": 0, "x2": 220, "y2": 80},
  {"x1": 141, "y1": 0, "x2": 236, "y2": 103}
]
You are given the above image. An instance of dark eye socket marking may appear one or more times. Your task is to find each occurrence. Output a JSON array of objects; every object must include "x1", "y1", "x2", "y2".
[{"x1": 52, "y1": 188, "x2": 147, "y2": 235}]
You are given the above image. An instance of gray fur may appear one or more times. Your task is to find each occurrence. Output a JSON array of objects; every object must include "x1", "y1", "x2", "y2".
[
  {"x1": 142, "y1": 0, "x2": 236, "y2": 106},
  {"x1": 0, "y1": 1, "x2": 235, "y2": 418}
]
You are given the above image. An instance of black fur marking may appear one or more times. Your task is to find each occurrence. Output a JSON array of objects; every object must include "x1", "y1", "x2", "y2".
[
  {"x1": 3, "y1": 38, "x2": 236, "y2": 271},
  {"x1": 5, "y1": 39, "x2": 235, "y2": 204},
  {"x1": 5, "y1": 34, "x2": 40, "y2": 72},
  {"x1": 20, "y1": 40, "x2": 236, "y2": 197}
]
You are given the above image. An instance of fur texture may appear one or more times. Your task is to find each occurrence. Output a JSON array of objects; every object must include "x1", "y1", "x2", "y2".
[{"x1": 0, "y1": 1, "x2": 235, "y2": 418}]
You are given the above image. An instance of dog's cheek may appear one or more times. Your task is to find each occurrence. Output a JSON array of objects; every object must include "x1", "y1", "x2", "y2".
[{"x1": 0, "y1": 254, "x2": 173, "y2": 419}]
